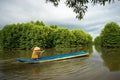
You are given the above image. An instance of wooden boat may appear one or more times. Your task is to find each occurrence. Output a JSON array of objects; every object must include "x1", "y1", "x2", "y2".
[{"x1": 16, "y1": 51, "x2": 89, "y2": 63}]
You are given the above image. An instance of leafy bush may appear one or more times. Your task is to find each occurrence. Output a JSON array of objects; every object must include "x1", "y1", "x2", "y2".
[
  {"x1": 94, "y1": 36, "x2": 101, "y2": 45},
  {"x1": 0, "y1": 21, "x2": 92, "y2": 50},
  {"x1": 94, "y1": 22, "x2": 120, "y2": 47}
]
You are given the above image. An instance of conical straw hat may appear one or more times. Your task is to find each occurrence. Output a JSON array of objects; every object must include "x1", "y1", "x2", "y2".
[{"x1": 34, "y1": 47, "x2": 40, "y2": 50}]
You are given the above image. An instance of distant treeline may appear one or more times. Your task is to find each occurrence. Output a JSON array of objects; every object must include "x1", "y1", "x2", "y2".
[
  {"x1": 0, "y1": 21, "x2": 92, "y2": 50},
  {"x1": 94, "y1": 22, "x2": 120, "y2": 47}
]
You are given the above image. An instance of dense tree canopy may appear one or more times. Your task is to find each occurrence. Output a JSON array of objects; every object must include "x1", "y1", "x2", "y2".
[
  {"x1": 46, "y1": 0, "x2": 119, "y2": 19},
  {"x1": 0, "y1": 21, "x2": 92, "y2": 50},
  {"x1": 94, "y1": 36, "x2": 101, "y2": 45},
  {"x1": 94, "y1": 22, "x2": 120, "y2": 47}
]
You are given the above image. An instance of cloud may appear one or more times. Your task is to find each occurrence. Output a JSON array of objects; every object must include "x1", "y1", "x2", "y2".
[{"x1": 0, "y1": 0, "x2": 120, "y2": 38}]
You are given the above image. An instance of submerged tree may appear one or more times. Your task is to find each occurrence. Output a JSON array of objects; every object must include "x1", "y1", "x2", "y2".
[{"x1": 46, "y1": 0, "x2": 119, "y2": 19}]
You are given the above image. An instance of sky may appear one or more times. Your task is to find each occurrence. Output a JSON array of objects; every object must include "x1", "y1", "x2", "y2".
[{"x1": 0, "y1": 0, "x2": 120, "y2": 38}]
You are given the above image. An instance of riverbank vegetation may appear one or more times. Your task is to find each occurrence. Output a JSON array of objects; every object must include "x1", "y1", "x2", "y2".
[
  {"x1": 0, "y1": 21, "x2": 92, "y2": 50},
  {"x1": 94, "y1": 22, "x2": 120, "y2": 47}
]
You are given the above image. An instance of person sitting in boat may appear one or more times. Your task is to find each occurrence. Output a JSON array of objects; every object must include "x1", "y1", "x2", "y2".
[{"x1": 31, "y1": 47, "x2": 45, "y2": 59}]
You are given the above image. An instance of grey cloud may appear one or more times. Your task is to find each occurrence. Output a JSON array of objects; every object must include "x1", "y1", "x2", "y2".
[
  {"x1": 0, "y1": 0, "x2": 120, "y2": 38},
  {"x1": 0, "y1": 0, "x2": 48, "y2": 26}
]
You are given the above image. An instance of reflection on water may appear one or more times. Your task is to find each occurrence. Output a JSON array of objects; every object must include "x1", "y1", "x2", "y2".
[
  {"x1": 101, "y1": 48, "x2": 120, "y2": 71},
  {"x1": 95, "y1": 45, "x2": 120, "y2": 72},
  {"x1": 0, "y1": 46, "x2": 120, "y2": 80},
  {"x1": 94, "y1": 45, "x2": 102, "y2": 53},
  {"x1": 42, "y1": 46, "x2": 93, "y2": 57},
  {"x1": 0, "y1": 50, "x2": 32, "y2": 59}
]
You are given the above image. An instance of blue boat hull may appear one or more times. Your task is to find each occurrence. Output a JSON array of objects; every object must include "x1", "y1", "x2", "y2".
[{"x1": 16, "y1": 52, "x2": 89, "y2": 63}]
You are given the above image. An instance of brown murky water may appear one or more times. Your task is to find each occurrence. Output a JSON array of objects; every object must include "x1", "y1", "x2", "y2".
[{"x1": 0, "y1": 46, "x2": 120, "y2": 80}]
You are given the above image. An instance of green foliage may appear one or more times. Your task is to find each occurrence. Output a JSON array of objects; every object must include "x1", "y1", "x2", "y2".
[
  {"x1": 94, "y1": 36, "x2": 101, "y2": 45},
  {"x1": 94, "y1": 22, "x2": 120, "y2": 47},
  {"x1": 0, "y1": 21, "x2": 92, "y2": 50},
  {"x1": 0, "y1": 30, "x2": 2, "y2": 49},
  {"x1": 53, "y1": 28, "x2": 71, "y2": 48},
  {"x1": 71, "y1": 29, "x2": 92, "y2": 47},
  {"x1": 46, "y1": 0, "x2": 119, "y2": 20}
]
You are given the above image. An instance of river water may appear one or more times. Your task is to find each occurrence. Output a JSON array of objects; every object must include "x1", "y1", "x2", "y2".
[{"x1": 0, "y1": 46, "x2": 120, "y2": 80}]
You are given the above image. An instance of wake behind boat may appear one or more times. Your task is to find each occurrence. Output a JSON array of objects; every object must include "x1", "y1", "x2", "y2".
[{"x1": 16, "y1": 51, "x2": 89, "y2": 63}]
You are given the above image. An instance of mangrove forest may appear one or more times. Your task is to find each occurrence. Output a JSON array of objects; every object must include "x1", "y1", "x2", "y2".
[
  {"x1": 0, "y1": 21, "x2": 92, "y2": 50},
  {"x1": 94, "y1": 22, "x2": 120, "y2": 47}
]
